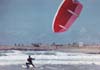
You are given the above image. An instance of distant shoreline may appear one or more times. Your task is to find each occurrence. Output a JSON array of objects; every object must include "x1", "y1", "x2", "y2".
[{"x1": 0, "y1": 45, "x2": 100, "y2": 54}]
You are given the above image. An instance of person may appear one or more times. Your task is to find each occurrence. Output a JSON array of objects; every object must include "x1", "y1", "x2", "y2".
[{"x1": 26, "y1": 55, "x2": 35, "y2": 68}]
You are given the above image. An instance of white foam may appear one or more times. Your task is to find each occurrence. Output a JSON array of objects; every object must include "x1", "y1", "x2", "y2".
[{"x1": 0, "y1": 50, "x2": 100, "y2": 65}]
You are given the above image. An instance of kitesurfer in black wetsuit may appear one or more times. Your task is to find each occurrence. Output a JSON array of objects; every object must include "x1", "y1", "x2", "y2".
[{"x1": 26, "y1": 55, "x2": 35, "y2": 68}]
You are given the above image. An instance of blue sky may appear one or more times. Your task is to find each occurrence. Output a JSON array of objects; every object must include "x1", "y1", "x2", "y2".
[{"x1": 0, "y1": 0, "x2": 100, "y2": 45}]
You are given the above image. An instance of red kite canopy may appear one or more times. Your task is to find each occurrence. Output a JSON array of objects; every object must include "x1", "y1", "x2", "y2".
[{"x1": 52, "y1": 0, "x2": 83, "y2": 33}]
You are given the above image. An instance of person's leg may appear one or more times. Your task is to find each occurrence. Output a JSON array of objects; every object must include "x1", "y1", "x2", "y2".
[
  {"x1": 31, "y1": 63, "x2": 36, "y2": 68},
  {"x1": 26, "y1": 63, "x2": 30, "y2": 68}
]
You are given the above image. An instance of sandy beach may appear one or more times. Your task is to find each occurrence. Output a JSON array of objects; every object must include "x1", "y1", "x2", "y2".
[{"x1": 0, "y1": 45, "x2": 100, "y2": 54}]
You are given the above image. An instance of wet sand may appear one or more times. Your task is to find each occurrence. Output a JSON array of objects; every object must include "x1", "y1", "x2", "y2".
[{"x1": 0, "y1": 64, "x2": 100, "y2": 70}]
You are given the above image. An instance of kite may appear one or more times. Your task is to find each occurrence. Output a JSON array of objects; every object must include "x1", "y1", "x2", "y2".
[{"x1": 52, "y1": 0, "x2": 83, "y2": 33}]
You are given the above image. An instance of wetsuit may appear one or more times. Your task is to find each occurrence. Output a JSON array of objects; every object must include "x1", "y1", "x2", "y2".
[{"x1": 26, "y1": 56, "x2": 35, "y2": 68}]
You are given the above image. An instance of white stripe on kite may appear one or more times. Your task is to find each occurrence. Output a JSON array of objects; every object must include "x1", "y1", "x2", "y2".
[
  {"x1": 68, "y1": 9, "x2": 78, "y2": 17},
  {"x1": 59, "y1": 25, "x2": 66, "y2": 30}
]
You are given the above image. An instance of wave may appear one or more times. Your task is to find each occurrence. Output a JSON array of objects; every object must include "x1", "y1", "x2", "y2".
[{"x1": 0, "y1": 50, "x2": 100, "y2": 65}]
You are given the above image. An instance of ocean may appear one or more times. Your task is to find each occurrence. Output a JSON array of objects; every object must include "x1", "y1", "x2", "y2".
[
  {"x1": 0, "y1": 50, "x2": 100, "y2": 66},
  {"x1": 0, "y1": 50, "x2": 100, "y2": 70}
]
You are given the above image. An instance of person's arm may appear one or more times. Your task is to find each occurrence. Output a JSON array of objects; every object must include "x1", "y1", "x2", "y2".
[{"x1": 32, "y1": 58, "x2": 35, "y2": 60}]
